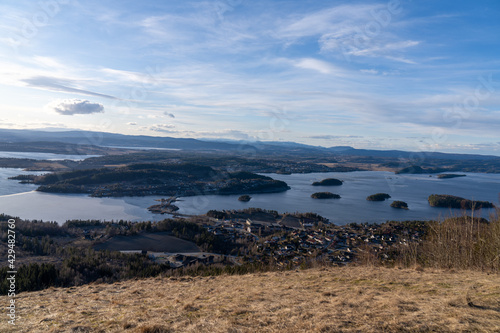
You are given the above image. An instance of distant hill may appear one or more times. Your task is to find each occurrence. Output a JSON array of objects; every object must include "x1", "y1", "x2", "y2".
[
  {"x1": 328, "y1": 147, "x2": 500, "y2": 160},
  {"x1": 1, "y1": 128, "x2": 500, "y2": 163},
  {"x1": 0, "y1": 128, "x2": 251, "y2": 151}
]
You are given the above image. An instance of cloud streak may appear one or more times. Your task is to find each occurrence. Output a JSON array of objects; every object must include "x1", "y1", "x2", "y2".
[{"x1": 23, "y1": 76, "x2": 119, "y2": 100}]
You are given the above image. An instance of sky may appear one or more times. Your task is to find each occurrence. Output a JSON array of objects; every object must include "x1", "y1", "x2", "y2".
[{"x1": 1, "y1": 0, "x2": 500, "y2": 155}]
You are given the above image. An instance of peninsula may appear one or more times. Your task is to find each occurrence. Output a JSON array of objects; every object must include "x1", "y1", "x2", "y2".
[{"x1": 22, "y1": 163, "x2": 290, "y2": 197}]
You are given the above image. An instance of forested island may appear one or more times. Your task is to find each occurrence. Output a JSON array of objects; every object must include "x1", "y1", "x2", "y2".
[
  {"x1": 366, "y1": 193, "x2": 391, "y2": 201},
  {"x1": 311, "y1": 192, "x2": 341, "y2": 199},
  {"x1": 428, "y1": 194, "x2": 495, "y2": 209},
  {"x1": 148, "y1": 197, "x2": 180, "y2": 214},
  {"x1": 15, "y1": 163, "x2": 290, "y2": 197},
  {"x1": 238, "y1": 195, "x2": 252, "y2": 202},
  {"x1": 390, "y1": 201, "x2": 409, "y2": 209},
  {"x1": 312, "y1": 178, "x2": 343, "y2": 186}
]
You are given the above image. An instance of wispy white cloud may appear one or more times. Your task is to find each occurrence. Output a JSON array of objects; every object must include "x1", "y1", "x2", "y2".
[
  {"x1": 276, "y1": 4, "x2": 420, "y2": 64},
  {"x1": 149, "y1": 123, "x2": 176, "y2": 133},
  {"x1": 1, "y1": 1, "x2": 499, "y2": 154},
  {"x1": 278, "y1": 4, "x2": 383, "y2": 40},
  {"x1": 345, "y1": 40, "x2": 420, "y2": 59},
  {"x1": 360, "y1": 69, "x2": 379, "y2": 74},
  {"x1": 196, "y1": 129, "x2": 258, "y2": 141},
  {"x1": 307, "y1": 135, "x2": 363, "y2": 140},
  {"x1": 294, "y1": 58, "x2": 339, "y2": 74}
]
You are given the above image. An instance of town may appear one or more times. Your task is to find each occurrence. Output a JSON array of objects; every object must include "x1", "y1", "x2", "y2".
[
  {"x1": 134, "y1": 211, "x2": 428, "y2": 270},
  {"x1": 199, "y1": 216, "x2": 426, "y2": 267}
]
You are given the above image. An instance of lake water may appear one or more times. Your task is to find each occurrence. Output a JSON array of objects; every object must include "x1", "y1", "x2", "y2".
[
  {"x1": 0, "y1": 169, "x2": 498, "y2": 224},
  {"x1": 0, "y1": 151, "x2": 100, "y2": 160}
]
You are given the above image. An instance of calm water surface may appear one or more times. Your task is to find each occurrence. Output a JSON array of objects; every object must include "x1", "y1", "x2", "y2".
[
  {"x1": 0, "y1": 151, "x2": 100, "y2": 160},
  {"x1": 175, "y1": 171, "x2": 500, "y2": 224},
  {"x1": 0, "y1": 169, "x2": 498, "y2": 224}
]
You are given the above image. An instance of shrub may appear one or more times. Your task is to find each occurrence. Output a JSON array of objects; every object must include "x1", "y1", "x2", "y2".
[{"x1": 418, "y1": 214, "x2": 500, "y2": 271}]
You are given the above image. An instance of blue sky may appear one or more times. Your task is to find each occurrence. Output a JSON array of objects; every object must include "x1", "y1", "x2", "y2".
[{"x1": 1, "y1": 0, "x2": 499, "y2": 154}]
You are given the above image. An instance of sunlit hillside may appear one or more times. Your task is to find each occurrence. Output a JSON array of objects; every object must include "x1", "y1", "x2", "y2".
[{"x1": 2, "y1": 266, "x2": 499, "y2": 333}]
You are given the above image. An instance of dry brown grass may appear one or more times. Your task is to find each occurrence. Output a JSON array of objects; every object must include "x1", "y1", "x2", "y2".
[{"x1": 2, "y1": 266, "x2": 500, "y2": 332}]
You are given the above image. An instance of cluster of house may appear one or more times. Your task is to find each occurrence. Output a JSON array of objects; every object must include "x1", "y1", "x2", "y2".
[
  {"x1": 255, "y1": 223, "x2": 424, "y2": 266},
  {"x1": 120, "y1": 217, "x2": 425, "y2": 270},
  {"x1": 203, "y1": 218, "x2": 283, "y2": 242},
  {"x1": 202, "y1": 218, "x2": 425, "y2": 267}
]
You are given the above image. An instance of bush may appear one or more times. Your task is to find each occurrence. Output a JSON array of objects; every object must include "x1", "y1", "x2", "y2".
[{"x1": 418, "y1": 215, "x2": 500, "y2": 271}]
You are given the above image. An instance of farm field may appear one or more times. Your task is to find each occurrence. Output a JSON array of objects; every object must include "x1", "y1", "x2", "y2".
[{"x1": 93, "y1": 232, "x2": 200, "y2": 253}]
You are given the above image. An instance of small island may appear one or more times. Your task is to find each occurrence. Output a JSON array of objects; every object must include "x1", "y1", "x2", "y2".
[
  {"x1": 312, "y1": 178, "x2": 343, "y2": 186},
  {"x1": 390, "y1": 201, "x2": 408, "y2": 209},
  {"x1": 148, "y1": 197, "x2": 179, "y2": 214},
  {"x1": 428, "y1": 194, "x2": 494, "y2": 209},
  {"x1": 238, "y1": 195, "x2": 252, "y2": 202},
  {"x1": 437, "y1": 174, "x2": 466, "y2": 179},
  {"x1": 311, "y1": 192, "x2": 341, "y2": 199},
  {"x1": 367, "y1": 193, "x2": 391, "y2": 201}
]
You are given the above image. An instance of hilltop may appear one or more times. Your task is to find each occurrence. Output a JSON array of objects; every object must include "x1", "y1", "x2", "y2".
[{"x1": 2, "y1": 266, "x2": 499, "y2": 332}]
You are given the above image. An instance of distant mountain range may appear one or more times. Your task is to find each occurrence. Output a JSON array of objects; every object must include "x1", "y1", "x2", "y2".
[{"x1": 0, "y1": 128, "x2": 498, "y2": 161}]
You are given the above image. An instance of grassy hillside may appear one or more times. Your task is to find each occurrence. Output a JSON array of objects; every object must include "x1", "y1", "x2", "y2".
[{"x1": 2, "y1": 266, "x2": 499, "y2": 332}]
